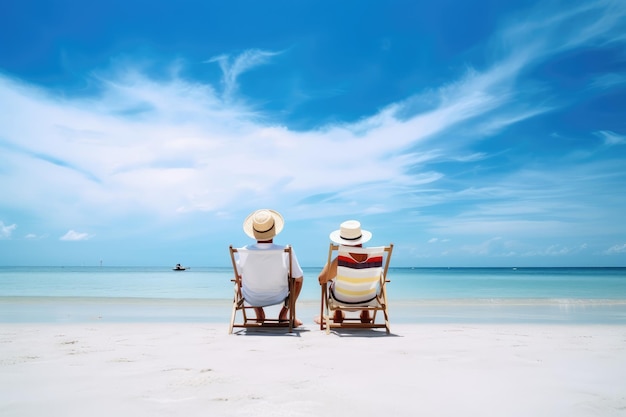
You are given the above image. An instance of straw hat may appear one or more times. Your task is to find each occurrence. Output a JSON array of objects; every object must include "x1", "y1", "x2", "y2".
[
  {"x1": 329, "y1": 220, "x2": 372, "y2": 245},
  {"x1": 243, "y1": 209, "x2": 285, "y2": 240}
]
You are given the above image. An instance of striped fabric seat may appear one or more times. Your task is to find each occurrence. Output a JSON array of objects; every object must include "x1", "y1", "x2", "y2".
[
  {"x1": 320, "y1": 243, "x2": 394, "y2": 334},
  {"x1": 331, "y1": 246, "x2": 385, "y2": 304}
]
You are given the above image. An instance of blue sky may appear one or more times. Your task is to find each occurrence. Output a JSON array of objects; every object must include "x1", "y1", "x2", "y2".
[{"x1": 1, "y1": 0, "x2": 625, "y2": 267}]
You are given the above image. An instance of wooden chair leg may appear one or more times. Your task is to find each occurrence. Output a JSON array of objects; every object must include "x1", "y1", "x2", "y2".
[
  {"x1": 320, "y1": 285, "x2": 326, "y2": 331},
  {"x1": 229, "y1": 302, "x2": 237, "y2": 334}
]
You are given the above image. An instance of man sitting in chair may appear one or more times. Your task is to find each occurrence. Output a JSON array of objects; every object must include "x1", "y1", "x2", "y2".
[
  {"x1": 317, "y1": 220, "x2": 374, "y2": 324},
  {"x1": 237, "y1": 209, "x2": 304, "y2": 326}
]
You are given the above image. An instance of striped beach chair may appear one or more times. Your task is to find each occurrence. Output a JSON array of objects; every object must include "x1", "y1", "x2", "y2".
[{"x1": 320, "y1": 243, "x2": 394, "y2": 334}]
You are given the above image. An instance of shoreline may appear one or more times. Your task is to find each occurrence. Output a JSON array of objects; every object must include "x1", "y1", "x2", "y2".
[
  {"x1": 1, "y1": 296, "x2": 626, "y2": 325},
  {"x1": 1, "y1": 322, "x2": 625, "y2": 416}
]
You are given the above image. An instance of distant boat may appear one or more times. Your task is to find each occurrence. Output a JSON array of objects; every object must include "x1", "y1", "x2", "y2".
[{"x1": 172, "y1": 263, "x2": 187, "y2": 271}]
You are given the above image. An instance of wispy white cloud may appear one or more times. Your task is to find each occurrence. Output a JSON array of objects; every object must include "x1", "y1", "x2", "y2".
[
  {"x1": 497, "y1": 0, "x2": 626, "y2": 60},
  {"x1": 591, "y1": 73, "x2": 626, "y2": 90},
  {"x1": 60, "y1": 230, "x2": 93, "y2": 241},
  {"x1": 428, "y1": 238, "x2": 450, "y2": 244},
  {"x1": 605, "y1": 243, "x2": 626, "y2": 254},
  {"x1": 452, "y1": 153, "x2": 489, "y2": 163},
  {"x1": 595, "y1": 130, "x2": 626, "y2": 146},
  {"x1": 523, "y1": 244, "x2": 587, "y2": 257},
  {"x1": 205, "y1": 49, "x2": 282, "y2": 102},
  {"x1": 460, "y1": 237, "x2": 505, "y2": 256},
  {"x1": 0, "y1": 221, "x2": 16, "y2": 239}
]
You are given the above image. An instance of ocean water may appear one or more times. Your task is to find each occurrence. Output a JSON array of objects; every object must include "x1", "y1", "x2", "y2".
[{"x1": 1, "y1": 266, "x2": 625, "y2": 324}]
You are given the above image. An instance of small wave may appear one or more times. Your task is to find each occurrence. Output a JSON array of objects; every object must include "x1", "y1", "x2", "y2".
[{"x1": 393, "y1": 298, "x2": 626, "y2": 307}]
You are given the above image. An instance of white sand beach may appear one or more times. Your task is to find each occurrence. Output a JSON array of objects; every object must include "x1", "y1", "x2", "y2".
[{"x1": 1, "y1": 323, "x2": 625, "y2": 417}]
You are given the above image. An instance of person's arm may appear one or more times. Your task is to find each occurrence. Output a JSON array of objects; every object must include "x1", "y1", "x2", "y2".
[{"x1": 318, "y1": 257, "x2": 338, "y2": 284}]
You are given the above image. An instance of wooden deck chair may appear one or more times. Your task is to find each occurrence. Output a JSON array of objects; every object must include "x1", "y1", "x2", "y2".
[
  {"x1": 320, "y1": 243, "x2": 394, "y2": 334},
  {"x1": 228, "y1": 245, "x2": 295, "y2": 334}
]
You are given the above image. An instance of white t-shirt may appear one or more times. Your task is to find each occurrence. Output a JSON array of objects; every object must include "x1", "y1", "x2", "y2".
[{"x1": 235, "y1": 243, "x2": 304, "y2": 306}]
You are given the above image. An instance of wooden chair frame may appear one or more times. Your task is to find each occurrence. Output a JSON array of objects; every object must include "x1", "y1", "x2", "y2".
[
  {"x1": 229, "y1": 245, "x2": 295, "y2": 334},
  {"x1": 320, "y1": 243, "x2": 394, "y2": 334}
]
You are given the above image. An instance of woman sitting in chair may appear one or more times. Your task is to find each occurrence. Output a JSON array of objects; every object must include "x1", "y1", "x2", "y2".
[{"x1": 317, "y1": 220, "x2": 374, "y2": 324}]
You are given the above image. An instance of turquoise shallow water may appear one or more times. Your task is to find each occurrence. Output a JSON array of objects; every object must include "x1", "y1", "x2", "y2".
[{"x1": 1, "y1": 266, "x2": 625, "y2": 324}]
